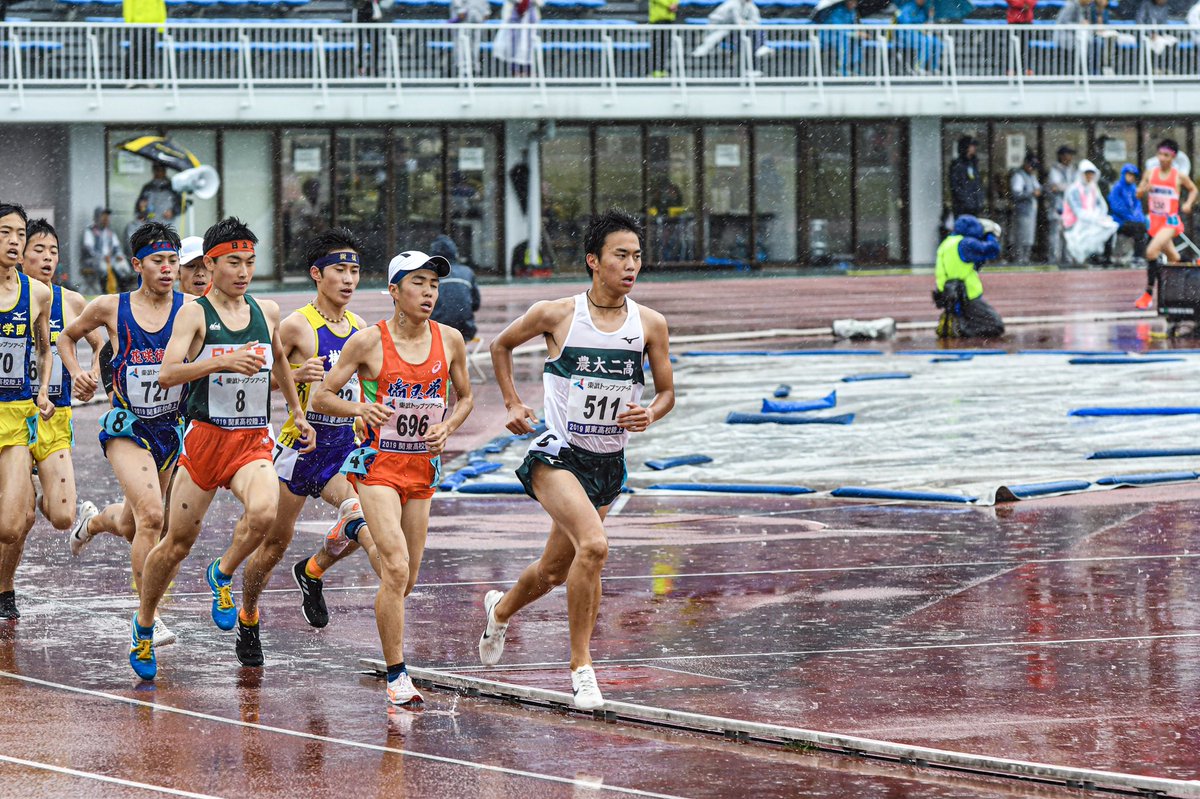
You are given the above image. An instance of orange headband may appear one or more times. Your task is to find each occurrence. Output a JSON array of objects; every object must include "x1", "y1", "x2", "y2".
[{"x1": 205, "y1": 240, "x2": 255, "y2": 260}]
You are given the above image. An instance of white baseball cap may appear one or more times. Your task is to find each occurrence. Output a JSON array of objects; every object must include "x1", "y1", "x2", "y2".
[
  {"x1": 179, "y1": 236, "x2": 204, "y2": 265},
  {"x1": 387, "y1": 250, "x2": 450, "y2": 284}
]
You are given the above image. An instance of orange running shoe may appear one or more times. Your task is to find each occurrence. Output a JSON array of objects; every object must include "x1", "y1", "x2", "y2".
[{"x1": 1135, "y1": 291, "x2": 1154, "y2": 310}]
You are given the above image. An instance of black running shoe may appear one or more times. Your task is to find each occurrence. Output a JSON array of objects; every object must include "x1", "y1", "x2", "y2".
[
  {"x1": 0, "y1": 591, "x2": 18, "y2": 620},
  {"x1": 235, "y1": 620, "x2": 264, "y2": 667},
  {"x1": 292, "y1": 559, "x2": 329, "y2": 628}
]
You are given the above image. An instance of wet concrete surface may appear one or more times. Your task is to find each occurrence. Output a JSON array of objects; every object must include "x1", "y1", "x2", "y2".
[{"x1": 3, "y1": 275, "x2": 1199, "y2": 796}]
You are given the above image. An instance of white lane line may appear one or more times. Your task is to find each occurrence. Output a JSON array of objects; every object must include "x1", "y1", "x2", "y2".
[
  {"x1": 0, "y1": 754, "x2": 223, "y2": 798},
  {"x1": 47, "y1": 551, "x2": 1200, "y2": 604},
  {"x1": 446, "y1": 631, "x2": 1200, "y2": 672},
  {"x1": 0, "y1": 671, "x2": 686, "y2": 799}
]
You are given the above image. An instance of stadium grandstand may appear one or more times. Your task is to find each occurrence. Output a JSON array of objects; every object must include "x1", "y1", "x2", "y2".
[{"x1": 1, "y1": 0, "x2": 1199, "y2": 283}]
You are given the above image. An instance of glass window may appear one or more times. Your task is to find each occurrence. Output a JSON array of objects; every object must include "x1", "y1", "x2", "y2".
[
  {"x1": 804, "y1": 123, "x2": 852, "y2": 263},
  {"x1": 541, "y1": 127, "x2": 591, "y2": 273},
  {"x1": 164, "y1": 129, "x2": 217, "y2": 240},
  {"x1": 280, "y1": 129, "x2": 331, "y2": 278},
  {"x1": 754, "y1": 126, "x2": 798, "y2": 263},
  {"x1": 334, "y1": 129, "x2": 389, "y2": 275},
  {"x1": 221, "y1": 130, "x2": 276, "y2": 281},
  {"x1": 107, "y1": 128, "x2": 160, "y2": 253},
  {"x1": 594, "y1": 126, "x2": 642, "y2": 218},
  {"x1": 1093, "y1": 121, "x2": 1137, "y2": 197},
  {"x1": 704, "y1": 125, "x2": 750, "y2": 263},
  {"x1": 393, "y1": 128, "x2": 444, "y2": 261},
  {"x1": 447, "y1": 128, "x2": 500, "y2": 272},
  {"x1": 856, "y1": 124, "x2": 904, "y2": 263},
  {"x1": 647, "y1": 126, "x2": 696, "y2": 264}
]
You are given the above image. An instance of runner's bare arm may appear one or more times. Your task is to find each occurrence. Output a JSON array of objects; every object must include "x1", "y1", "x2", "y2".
[
  {"x1": 66, "y1": 290, "x2": 106, "y2": 388},
  {"x1": 490, "y1": 299, "x2": 573, "y2": 434},
  {"x1": 312, "y1": 327, "x2": 391, "y2": 428},
  {"x1": 616, "y1": 308, "x2": 675, "y2": 432},
  {"x1": 58, "y1": 294, "x2": 117, "y2": 402},
  {"x1": 265, "y1": 301, "x2": 314, "y2": 452},
  {"x1": 425, "y1": 324, "x2": 474, "y2": 456},
  {"x1": 271, "y1": 312, "x2": 322, "y2": 390},
  {"x1": 1182, "y1": 174, "x2": 1198, "y2": 214},
  {"x1": 1136, "y1": 172, "x2": 1150, "y2": 198},
  {"x1": 29, "y1": 280, "x2": 54, "y2": 419},
  {"x1": 159, "y1": 303, "x2": 258, "y2": 387}
]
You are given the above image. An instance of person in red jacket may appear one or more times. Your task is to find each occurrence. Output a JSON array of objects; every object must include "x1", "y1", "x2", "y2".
[{"x1": 1007, "y1": 0, "x2": 1036, "y2": 74}]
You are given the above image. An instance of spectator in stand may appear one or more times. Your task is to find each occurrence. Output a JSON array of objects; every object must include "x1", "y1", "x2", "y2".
[
  {"x1": 815, "y1": 0, "x2": 866, "y2": 76},
  {"x1": 1136, "y1": 0, "x2": 1179, "y2": 63},
  {"x1": 691, "y1": 0, "x2": 772, "y2": 70},
  {"x1": 123, "y1": 0, "x2": 165, "y2": 86},
  {"x1": 648, "y1": 0, "x2": 679, "y2": 78},
  {"x1": 1009, "y1": 152, "x2": 1042, "y2": 263},
  {"x1": 429, "y1": 234, "x2": 481, "y2": 343},
  {"x1": 1107, "y1": 163, "x2": 1150, "y2": 268},
  {"x1": 450, "y1": 0, "x2": 489, "y2": 23},
  {"x1": 949, "y1": 135, "x2": 985, "y2": 222},
  {"x1": 355, "y1": 0, "x2": 387, "y2": 76},
  {"x1": 1006, "y1": 0, "x2": 1035, "y2": 74},
  {"x1": 1046, "y1": 144, "x2": 1078, "y2": 264},
  {"x1": 895, "y1": 0, "x2": 942, "y2": 75},
  {"x1": 494, "y1": 0, "x2": 545, "y2": 74}
]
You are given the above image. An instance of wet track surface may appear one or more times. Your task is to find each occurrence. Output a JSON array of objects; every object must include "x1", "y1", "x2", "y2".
[{"x1": 3, "y1": 268, "x2": 1199, "y2": 797}]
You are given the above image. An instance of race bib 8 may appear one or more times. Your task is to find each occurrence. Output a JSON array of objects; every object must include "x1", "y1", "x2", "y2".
[
  {"x1": 126, "y1": 364, "x2": 181, "y2": 418},
  {"x1": 209, "y1": 370, "x2": 270, "y2": 428},
  {"x1": 377, "y1": 395, "x2": 445, "y2": 454},
  {"x1": 566, "y1": 378, "x2": 634, "y2": 437},
  {"x1": 0, "y1": 337, "x2": 28, "y2": 389}
]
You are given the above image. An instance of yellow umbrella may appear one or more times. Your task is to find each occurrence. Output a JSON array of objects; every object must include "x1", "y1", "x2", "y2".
[{"x1": 116, "y1": 135, "x2": 200, "y2": 173}]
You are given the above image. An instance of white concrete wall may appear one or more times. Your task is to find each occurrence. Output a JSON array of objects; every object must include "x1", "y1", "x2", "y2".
[{"x1": 908, "y1": 117, "x2": 943, "y2": 266}]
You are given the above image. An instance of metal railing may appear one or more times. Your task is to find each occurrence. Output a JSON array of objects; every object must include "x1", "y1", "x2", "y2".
[{"x1": 1, "y1": 21, "x2": 1198, "y2": 101}]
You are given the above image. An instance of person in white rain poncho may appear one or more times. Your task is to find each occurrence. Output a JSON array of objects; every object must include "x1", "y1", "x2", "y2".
[
  {"x1": 691, "y1": 0, "x2": 772, "y2": 60},
  {"x1": 493, "y1": 0, "x2": 544, "y2": 69},
  {"x1": 1062, "y1": 160, "x2": 1119, "y2": 264}
]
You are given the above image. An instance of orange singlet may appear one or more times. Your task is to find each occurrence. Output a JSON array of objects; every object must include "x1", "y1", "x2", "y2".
[
  {"x1": 355, "y1": 319, "x2": 449, "y2": 502},
  {"x1": 1147, "y1": 165, "x2": 1184, "y2": 238}
]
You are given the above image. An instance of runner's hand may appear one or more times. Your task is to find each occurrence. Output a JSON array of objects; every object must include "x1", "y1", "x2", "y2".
[
  {"x1": 36, "y1": 389, "x2": 55, "y2": 420},
  {"x1": 294, "y1": 416, "x2": 317, "y2": 454},
  {"x1": 360, "y1": 401, "x2": 391, "y2": 428},
  {"x1": 223, "y1": 341, "x2": 266, "y2": 376},
  {"x1": 74, "y1": 369, "x2": 99, "y2": 403},
  {"x1": 294, "y1": 355, "x2": 325, "y2": 384},
  {"x1": 425, "y1": 422, "x2": 450, "y2": 456},
  {"x1": 505, "y1": 403, "x2": 539, "y2": 435},
  {"x1": 617, "y1": 402, "x2": 653, "y2": 433},
  {"x1": 1184, "y1": 201, "x2": 1195, "y2": 215}
]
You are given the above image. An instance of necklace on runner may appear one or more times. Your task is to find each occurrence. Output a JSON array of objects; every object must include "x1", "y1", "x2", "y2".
[
  {"x1": 587, "y1": 290, "x2": 626, "y2": 310},
  {"x1": 312, "y1": 304, "x2": 345, "y2": 326}
]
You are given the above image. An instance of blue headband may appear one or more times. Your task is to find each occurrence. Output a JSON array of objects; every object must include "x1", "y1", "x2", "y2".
[
  {"x1": 135, "y1": 241, "x2": 178, "y2": 261},
  {"x1": 313, "y1": 251, "x2": 360, "y2": 269}
]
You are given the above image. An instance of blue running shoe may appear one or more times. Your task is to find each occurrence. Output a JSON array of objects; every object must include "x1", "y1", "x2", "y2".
[
  {"x1": 206, "y1": 559, "x2": 237, "y2": 631},
  {"x1": 129, "y1": 614, "x2": 157, "y2": 681}
]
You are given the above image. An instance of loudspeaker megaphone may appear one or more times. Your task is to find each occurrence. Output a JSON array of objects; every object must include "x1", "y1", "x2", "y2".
[{"x1": 171, "y1": 165, "x2": 221, "y2": 200}]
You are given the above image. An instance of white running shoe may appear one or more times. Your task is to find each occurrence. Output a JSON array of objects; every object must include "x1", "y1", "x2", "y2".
[
  {"x1": 571, "y1": 665, "x2": 604, "y2": 710},
  {"x1": 69, "y1": 501, "x2": 99, "y2": 557},
  {"x1": 386, "y1": 671, "x2": 424, "y2": 707},
  {"x1": 478, "y1": 590, "x2": 508, "y2": 666},
  {"x1": 152, "y1": 617, "x2": 177, "y2": 647}
]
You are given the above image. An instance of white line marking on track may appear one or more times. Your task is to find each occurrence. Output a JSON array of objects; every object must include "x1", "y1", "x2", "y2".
[
  {"x1": 47, "y1": 552, "x2": 1200, "y2": 604},
  {"x1": 445, "y1": 631, "x2": 1200, "y2": 671},
  {"x1": 0, "y1": 754, "x2": 223, "y2": 798},
  {"x1": 0, "y1": 671, "x2": 687, "y2": 799}
]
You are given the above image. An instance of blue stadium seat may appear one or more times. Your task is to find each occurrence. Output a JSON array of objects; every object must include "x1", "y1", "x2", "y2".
[{"x1": 0, "y1": 40, "x2": 66, "y2": 50}]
